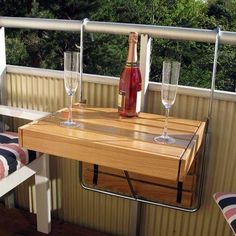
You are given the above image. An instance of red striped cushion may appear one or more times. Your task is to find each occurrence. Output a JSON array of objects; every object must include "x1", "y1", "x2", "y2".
[
  {"x1": 213, "y1": 192, "x2": 236, "y2": 235},
  {"x1": 0, "y1": 132, "x2": 36, "y2": 181}
]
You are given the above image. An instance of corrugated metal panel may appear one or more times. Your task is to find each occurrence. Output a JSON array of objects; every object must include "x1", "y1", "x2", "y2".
[
  {"x1": 5, "y1": 72, "x2": 236, "y2": 236},
  {"x1": 142, "y1": 93, "x2": 236, "y2": 236}
]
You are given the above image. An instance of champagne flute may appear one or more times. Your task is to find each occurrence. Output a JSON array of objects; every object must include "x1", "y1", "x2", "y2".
[
  {"x1": 154, "y1": 61, "x2": 180, "y2": 144},
  {"x1": 60, "y1": 51, "x2": 80, "y2": 127}
]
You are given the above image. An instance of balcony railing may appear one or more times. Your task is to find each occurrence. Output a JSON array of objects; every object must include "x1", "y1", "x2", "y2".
[
  {"x1": 0, "y1": 17, "x2": 236, "y2": 236},
  {"x1": 1, "y1": 16, "x2": 236, "y2": 44}
]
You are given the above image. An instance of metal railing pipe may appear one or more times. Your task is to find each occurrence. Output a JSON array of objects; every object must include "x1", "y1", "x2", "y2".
[
  {"x1": 219, "y1": 31, "x2": 236, "y2": 44},
  {"x1": 1, "y1": 16, "x2": 236, "y2": 44},
  {"x1": 85, "y1": 21, "x2": 216, "y2": 42},
  {"x1": 86, "y1": 21, "x2": 236, "y2": 45},
  {"x1": 0, "y1": 16, "x2": 82, "y2": 31}
]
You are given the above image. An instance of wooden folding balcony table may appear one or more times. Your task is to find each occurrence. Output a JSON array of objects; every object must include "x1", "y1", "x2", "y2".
[{"x1": 18, "y1": 106, "x2": 206, "y2": 208}]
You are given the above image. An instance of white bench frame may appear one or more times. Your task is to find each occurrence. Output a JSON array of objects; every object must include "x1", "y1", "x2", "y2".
[
  {"x1": 0, "y1": 105, "x2": 51, "y2": 234},
  {"x1": 0, "y1": 27, "x2": 51, "y2": 234}
]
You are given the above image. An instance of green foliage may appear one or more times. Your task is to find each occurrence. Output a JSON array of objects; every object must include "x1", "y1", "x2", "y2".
[
  {"x1": 145, "y1": 0, "x2": 216, "y2": 88},
  {"x1": 5, "y1": 36, "x2": 29, "y2": 65},
  {"x1": 207, "y1": 0, "x2": 236, "y2": 91},
  {"x1": 216, "y1": 45, "x2": 236, "y2": 91},
  {"x1": 1, "y1": 0, "x2": 236, "y2": 91},
  {"x1": 83, "y1": 34, "x2": 127, "y2": 75}
]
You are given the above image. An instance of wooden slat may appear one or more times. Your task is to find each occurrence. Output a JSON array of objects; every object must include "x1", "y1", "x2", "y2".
[
  {"x1": 20, "y1": 119, "x2": 184, "y2": 157},
  {"x1": 88, "y1": 107, "x2": 201, "y2": 127},
  {"x1": 63, "y1": 107, "x2": 200, "y2": 134}
]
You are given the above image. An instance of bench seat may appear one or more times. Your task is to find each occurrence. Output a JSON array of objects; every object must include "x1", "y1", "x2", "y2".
[
  {"x1": 214, "y1": 192, "x2": 236, "y2": 235},
  {"x1": 0, "y1": 132, "x2": 37, "y2": 181},
  {"x1": 0, "y1": 131, "x2": 51, "y2": 234}
]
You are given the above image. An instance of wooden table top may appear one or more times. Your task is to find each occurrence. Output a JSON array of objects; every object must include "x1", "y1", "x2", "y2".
[{"x1": 18, "y1": 106, "x2": 206, "y2": 181}]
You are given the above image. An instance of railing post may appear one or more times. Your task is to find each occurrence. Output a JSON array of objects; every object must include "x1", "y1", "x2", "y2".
[
  {"x1": 139, "y1": 34, "x2": 152, "y2": 112},
  {"x1": 0, "y1": 27, "x2": 6, "y2": 74},
  {"x1": 129, "y1": 34, "x2": 152, "y2": 236},
  {"x1": 0, "y1": 27, "x2": 6, "y2": 105}
]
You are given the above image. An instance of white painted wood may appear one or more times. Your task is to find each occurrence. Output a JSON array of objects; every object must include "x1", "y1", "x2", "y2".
[
  {"x1": 0, "y1": 102, "x2": 51, "y2": 233},
  {"x1": 0, "y1": 27, "x2": 6, "y2": 105},
  {"x1": 139, "y1": 34, "x2": 152, "y2": 112},
  {"x1": 0, "y1": 27, "x2": 6, "y2": 76},
  {"x1": 6, "y1": 65, "x2": 119, "y2": 85},
  {"x1": 0, "y1": 154, "x2": 51, "y2": 234},
  {"x1": 0, "y1": 156, "x2": 42, "y2": 197},
  {"x1": 6, "y1": 65, "x2": 64, "y2": 79},
  {"x1": 35, "y1": 154, "x2": 51, "y2": 234},
  {"x1": 0, "y1": 105, "x2": 50, "y2": 120},
  {"x1": 149, "y1": 82, "x2": 236, "y2": 102},
  {"x1": 8, "y1": 64, "x2": 236, "y2": 102}
]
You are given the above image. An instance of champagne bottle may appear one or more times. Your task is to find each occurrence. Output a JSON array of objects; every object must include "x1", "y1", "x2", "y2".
[{"x1": 118, "y1": 32, "x2": 142, "y2": 117}]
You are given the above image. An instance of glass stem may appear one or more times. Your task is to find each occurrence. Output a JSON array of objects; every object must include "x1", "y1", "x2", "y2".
[
  {"x1": 163, "y1": 108, "x2": 170, "y2": 138},
  {"x1": 68, "y1": 95, "x2": 73, "y2": 123}
]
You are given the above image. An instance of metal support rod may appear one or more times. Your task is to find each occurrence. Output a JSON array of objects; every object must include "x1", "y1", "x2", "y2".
[
  {"x1": 190, "y1": 27, "x2": 222, "y2": 218},
  {"x1": 78, "y1": 18, "x2": 89, "y2": 103},
  {"x1": 78, "y1": 161, "x2": 201, "y2": 213},
  {"x1": 124, "y1": 171, "x2": 137, "y2": 199},
  {"x1": 208, "y1": 27, "x2": 221, "y2": 120},
  {"x1": 193, "y1": 119, "x2": 209, "y2": 213},
  {"x1": 1, "y1": 16, "x2": 236, "y2": 44}
]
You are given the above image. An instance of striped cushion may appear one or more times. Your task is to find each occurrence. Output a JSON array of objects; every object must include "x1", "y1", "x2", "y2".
[
  {"x1": 0, "y1": 132, "x2": 36, "y2": 180},
  {"x1": 214, "y1": 192, "x2": 236, "y2": 235}
]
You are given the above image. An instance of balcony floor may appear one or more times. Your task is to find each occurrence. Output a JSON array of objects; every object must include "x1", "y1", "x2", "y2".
[{"x1": 0, "y1": 204, "x2": 109, "y2": 236}]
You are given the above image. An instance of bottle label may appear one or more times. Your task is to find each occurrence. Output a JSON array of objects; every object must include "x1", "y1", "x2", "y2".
[
  {"x1": 136, "y1": 91, "x2": 141, "y2": 113},
  {"x1": 118, "y1": 91, "x2": 125, "y2": 109}
]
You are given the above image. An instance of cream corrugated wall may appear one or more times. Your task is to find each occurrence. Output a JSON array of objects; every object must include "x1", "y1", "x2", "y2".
[
  {"x1": 145, "y1": 92, "x2": 235, "y2": 236},
  {"x1": 6, "y1": 72, "x2": 236, "y2": 236}
]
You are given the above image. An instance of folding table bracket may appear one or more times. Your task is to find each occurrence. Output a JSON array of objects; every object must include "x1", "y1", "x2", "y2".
[
  {"x1": 78, "y1": 27, "x2": 221, "y2": 213},
  {"x1": 124, "y1": 171, "x2": 138, "y2": 199}
]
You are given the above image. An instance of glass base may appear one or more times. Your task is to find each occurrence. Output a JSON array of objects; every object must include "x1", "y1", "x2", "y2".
[
  {"x1": 60, "y1": 120, "x2": 80, "y2": 128},
  {"x1": 154, "y1": 135, "x2": 175, "y2": 144}
]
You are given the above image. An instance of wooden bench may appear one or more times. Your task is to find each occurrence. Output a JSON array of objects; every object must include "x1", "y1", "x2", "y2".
[{"x1": 0, "y1": 105, "x2": 51, "y2": 234}]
